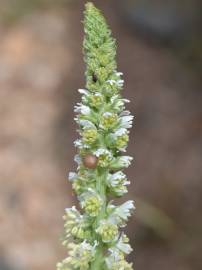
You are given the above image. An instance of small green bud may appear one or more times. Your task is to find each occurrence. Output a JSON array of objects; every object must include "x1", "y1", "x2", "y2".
[{"x1": 95, "y1": 67, "x2": 109, "y2": 83}]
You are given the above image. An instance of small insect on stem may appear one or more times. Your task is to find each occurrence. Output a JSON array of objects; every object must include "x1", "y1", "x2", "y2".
[
  {"x1": 92, "y1": 72, "x2": 98, "y2": 83},
  {"x1": 82, "y1": 153, "x2": 98, "y2": 169}
]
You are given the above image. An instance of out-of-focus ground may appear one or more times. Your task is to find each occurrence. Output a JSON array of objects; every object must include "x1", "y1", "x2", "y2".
[{"x1": 0, "y1": 1, "x2": 201, "y2": 270}]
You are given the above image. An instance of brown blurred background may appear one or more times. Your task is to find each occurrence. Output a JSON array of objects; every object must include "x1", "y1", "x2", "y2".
[{"x1": 0, "y1": 0, "x2": 201, "y2": 270}]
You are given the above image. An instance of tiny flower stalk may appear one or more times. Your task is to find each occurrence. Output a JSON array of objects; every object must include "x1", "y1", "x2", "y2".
[{"x1": 57, "y1": 2, "x2": 135, "y2": 270}]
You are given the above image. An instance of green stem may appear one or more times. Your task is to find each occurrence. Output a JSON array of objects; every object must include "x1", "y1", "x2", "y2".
[{"x1": 90, "y1": 168, "x2": 107, "y2": 269}]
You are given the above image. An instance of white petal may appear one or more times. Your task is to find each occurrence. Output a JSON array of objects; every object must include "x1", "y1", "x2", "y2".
[{"x1": 78, "y1": 119, "x2": 96, "y2": 129}]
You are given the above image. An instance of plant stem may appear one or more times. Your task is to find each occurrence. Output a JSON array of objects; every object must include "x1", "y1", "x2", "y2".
[{"x1": 90, "y1": 169, "x2": 107, "y2": 269}]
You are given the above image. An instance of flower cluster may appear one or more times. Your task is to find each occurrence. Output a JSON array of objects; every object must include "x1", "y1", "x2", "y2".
[{"x1": 57, "y1": 2, "x2": 135, "y2": 270}]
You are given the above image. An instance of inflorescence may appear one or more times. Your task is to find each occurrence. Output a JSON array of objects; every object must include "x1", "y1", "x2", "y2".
[{"x1": 57, "y1": 3, "x2": 135, "y2": 270}]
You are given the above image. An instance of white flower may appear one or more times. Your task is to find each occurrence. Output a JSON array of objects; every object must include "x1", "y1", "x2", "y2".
[
  {"x1": 116, "y1": 234, "x2": 133, "y2": 254},
  {"x1": 113, "y1": 128, "x2": 128, "y2": 137},
  {"x1": 62, "y1": 206, "x2": 83, "y2": 242},
  {"x1": 79, "y1": 189, "x2": 103, "y2": 217},
  {"x1": 74, "y1": 139, "x2": 82, "y2": 147},
  {"x1": 111, "y1": 156, "x2": 133, "y2": 169},
  {"x1": 64, "y1": 240, "x2": 97, "y2": 269},
  {"x1": 119, "y1": 114, "x2": 134, "y2": 129},
  {"x1": 64, "y1": 206, "x2": 82, "y2": 221},
  {"x1": 100, "y1": 112, "x2": 118, "y2": 130},
  {"x1": 96, "y1": 219, "x2": 119, "y2": 243},
  {"x1": 119, "y1": 156, "x2": 133, "y2": 166},
  {"x1": 106, "y1": 171, "x2": 130, "y2": 196},
  {"x1": 107, "y1": 79, "x2": 124, "y2": 87},
  {"x1": 120, "y1": 110, "x2": 131, "y2": 116},
  {"x1": 94, "y1": 148, "x2": 113, "y2": 167},
  {"x1": 74, "y1": 103, "x2": 91, "y2": 115},
  {"x1": 115, "y1": 200, "x2": 135, "y2": 221},
  {"x1": 78, "y1": 88, "x2": 89, "y2": 95},
  {"x1": 107, "y1": 171, "x2": 129, "y2": 187},
  {"x1": 107, "y1": 200, "x2": 135, "y2": 227},
  {"x1": 103, "y1": 112, "x2": 113, "y2": 117},
  {"x1": 94, "y1": 148, "x2": 111, "y2": 157},
  {"x1": 117, "y1": 79, "x2": 124, "y2": 87},
  {"x1": 74, "y1": 154, "x2": 82, "y2": 165},
  {"x1": 110, "y1": 171, "x2": 126, "y2": 182},
  {"x1": 105, "y1": 248, "x2": 133, "y2": 270},
  {"x1": 74, "y1": 139, "x2": 89, "y2": 149},
  {"x1": 123, "y1": 98, "x2": 130, "y2": 103},
  {"x1": 77, "y1": 119, "x2": 96, "y2": 129},
  {"x1": 109, "y1": 96, "x2": 130, "y2": 112},
  {"x1": 109, "y1": 233, "x2": 133, "y2": 255},
  {"x1": 105, "y1": 249, "x2": 120, "y2": 269},
  {"x1": 68, "y1": 172, "x2": 77, "y2": 181},
  {"x1": 107, "y1": 79, "x2": 117, "y2": 85}
]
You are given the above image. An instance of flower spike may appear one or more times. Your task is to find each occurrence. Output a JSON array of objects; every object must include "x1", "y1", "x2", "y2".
[{"x1": 57, "y1": 2, "x2": 135, "y2": 270}]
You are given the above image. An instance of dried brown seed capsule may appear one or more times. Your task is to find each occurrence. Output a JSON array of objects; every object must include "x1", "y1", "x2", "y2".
[
  {"x1": 92, "y1": 73, "x2": 97, "y2": 83},
  {"x1": 82, "y1": 154, "x2": 98, "y2": 169}
]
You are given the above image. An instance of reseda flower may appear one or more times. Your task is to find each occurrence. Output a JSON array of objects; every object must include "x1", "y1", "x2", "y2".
[
  {"x1": 119, "y1": 113, "x2": 134, "y2": 129},
  {"x1": 106, "y1": 258, "x2": 133, "y2": 270},
  {"x1": 105, "y1": 249, "x2": 133, "y2": 270},
  {"x1": 96, "y1": 220, "x2": 119, "y2": 243},
  {"x1": 74, "y1": 103, "x2": 91, "y2": 115},
  {"x1": 80, "y1": 190, "x2": 103, "y2": 217},
  {"x1": 77, "y1": 119, "x2": 96, "y2": 129},
  {"x1": 57, "y1": 241, "x2": 97, "y2": 270},
  {"x1": 106, "y1": 171, "x2": 130, "y2": 196},
  {"x1": 79, "y1": 89, "x2": 104, "y2": 109},
  {"x1": 88, "y1": 93, "x2": 104, "y2": 108},
  {"x1": 62, "y1": 207, "x2": 91, "y2": 244},
  {"x1": 111, "y1": 156, "x2": 133, "y2": 170},
  {"x1": 100, "y1": 112, "x2": 118, "y2": 130},
  {"x1": 57, "y1": 3, "x2": 135, "y2": 270},
  {"x1": 114, "y1": 133, "x2": 129, "y2": 150},
  {"x1": 107, "y1": 200, "x2": 135, "y2": 228},
  {"x1": 115, "y1": 233, "x2": 133, "y2": 255},
  {"x1": 83, "y1": 196, "x2": 101, "y2": 216},
  {"x1": 94, "y1": 148, "x2": 113, "y2": 167},
  {"x1": 82, "y1": 128, "x2": 98, "y2": 144},
  {"x1": 108, "y1": 95, "x2": 129, "y2": 113},
  {"x1": 111, "y1": 128, "x2": 129, "y2": 151}
]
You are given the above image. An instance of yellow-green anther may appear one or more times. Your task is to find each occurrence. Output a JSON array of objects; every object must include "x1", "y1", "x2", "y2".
[
  {"x1": 96, "y1": 221, "x2": 118, "y2": 243},
  {"x1": 115, "y1": 134, "x2": 129, "y2": 148},
  {"x1": 82, "y1": 128, "x2": 98, "y2": 144},
  {"x1": 83, "y1": 196, "x2": 102, "y2": 217},
  {"x1": 111, "y1": 260, "x2": 133, "y2": 270},
  {"x1": 100, "y1": 112, "x2": 118, "y2": 130},
  {"x1": 94, "y1": 149, "x2": 113, "y2": 168},
  {"x1": 88, "y1": 93, "x2": 104, "y2": 108}
]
